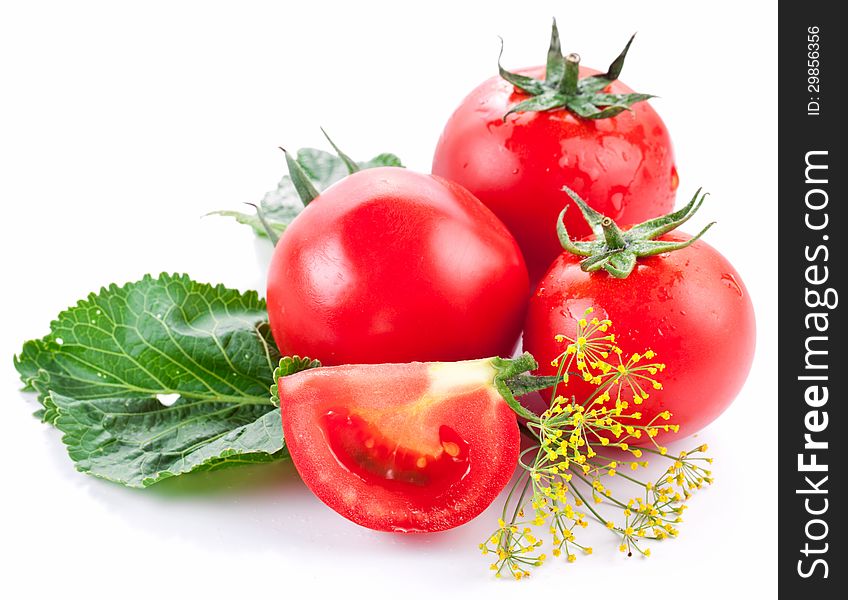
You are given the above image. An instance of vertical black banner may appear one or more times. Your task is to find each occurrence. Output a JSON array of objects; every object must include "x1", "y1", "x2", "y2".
[{"x1": 779, "y1": 5, "x2": 843, "y2": 596}]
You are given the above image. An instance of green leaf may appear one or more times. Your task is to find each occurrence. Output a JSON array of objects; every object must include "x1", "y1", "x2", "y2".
[
  {"x1": 361, "y1": 153, "x2": 403, "y2": 169},
  {"x1": 13, "y1": 273, "x2": 323, "y2": 487},
  {"x1": 15, "y1": 273, "x2": 279, "y2": 410},
  {"x1": 270, "y1": 355, "x2": 322, "y2": 406},
  {"x1": 213, "y1": 148, "x2": 404, "y2": 239},
  {"x1": 52, "y1": 393, "x2": 286, "y2": 488}
]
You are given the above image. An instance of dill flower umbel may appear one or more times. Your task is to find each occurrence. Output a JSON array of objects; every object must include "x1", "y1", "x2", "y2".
[{"x1": 482, "y1": 308, "x2": 714, "y2": 579}]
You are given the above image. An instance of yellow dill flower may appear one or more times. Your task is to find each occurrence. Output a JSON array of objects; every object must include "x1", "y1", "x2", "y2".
[{"x1": 480, "y1": 308, "x2": 713, "y2": 578}]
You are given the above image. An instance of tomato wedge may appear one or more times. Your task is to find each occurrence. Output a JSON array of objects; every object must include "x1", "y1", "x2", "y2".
[{"x1": 279, "y1": 356, "x2": 535, "y2": 532}]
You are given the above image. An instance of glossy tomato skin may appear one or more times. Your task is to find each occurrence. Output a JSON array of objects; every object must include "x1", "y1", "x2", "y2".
[
  {"x1": 432, "y1": 66, "x2": 677, "y2": 283},
  {"x1": 266, "y1": 167, "x2": 529, "y2": 365},
  {"x1": 279, "y1": 359, "x2": 520, "y2": 532},
  {"x1": 524, "y1": 234, "x2": 755, "y2": 441}
]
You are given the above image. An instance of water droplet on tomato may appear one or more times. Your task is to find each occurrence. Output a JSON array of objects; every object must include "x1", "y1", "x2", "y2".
[
  {"x1": 610, "y1": 192, "x2": 624, "y2": 213},
  {"x1": 656, "y1": 287, "x2": 672, "y2": 302},
  {"x1": 670, "y1": 165, "x2": 679, "y2": 191},
  {"x1": 721, "y1": 273, "x2": 744, "y2": 297}
]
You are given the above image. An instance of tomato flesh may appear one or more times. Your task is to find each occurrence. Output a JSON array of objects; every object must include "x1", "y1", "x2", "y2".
[
  {"x1": 280, "y1": 359, "x2": 519, "y2": 532},
  {"x1": 433, "y1": 66, "x2": 676, "y2": 283},
  {"x1": 322, "y1": 410, "x2": 470, "y2": 495}
]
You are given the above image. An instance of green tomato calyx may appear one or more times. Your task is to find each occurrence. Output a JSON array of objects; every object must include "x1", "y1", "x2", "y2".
[
  {"x1": 499, "y1": 18, "x2": 653, "y2": 120},
  {"x1": 557, "y1": 187, "x2": 716, "y2": 279},
  {"x1": 281, "y1": 129, "x2": 361, "y2": 208}
]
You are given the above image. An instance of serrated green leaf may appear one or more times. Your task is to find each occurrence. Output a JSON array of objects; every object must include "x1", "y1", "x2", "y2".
[
  {"x1": 15, "y1": 273, "x2": 279, "y2": 406},
  {"x1": 215, "y1": 148, "x2": 404, "y2": 239},
  {"x1": 52, "y1": 393, "x2": 286, "y2": 488},
  {"x1": 270, "y1": 356, "x2": 322, "y2": 406},
  {"x1": 13, "y1": 273, "x2": 298, "y2": 487}
]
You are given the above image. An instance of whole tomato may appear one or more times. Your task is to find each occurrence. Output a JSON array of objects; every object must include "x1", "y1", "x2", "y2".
[
  {"x1": 523, "y1": 189, "x2": 755, "y2": 442},
  {"x1": 267, "y1": 161, "x2": 529, "y2": 365},
  {"x1": 432, "y1": 21, "x2": 677, "y2": 282}
]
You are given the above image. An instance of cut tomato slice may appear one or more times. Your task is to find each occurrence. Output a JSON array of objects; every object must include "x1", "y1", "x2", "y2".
[{"x1": 279, "y1": 357, "x2": 532, "y2": 532}]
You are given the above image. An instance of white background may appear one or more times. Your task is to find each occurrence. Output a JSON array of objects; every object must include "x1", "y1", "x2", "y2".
[{"x1": 0, "y1": 1, "x2": 777, "y2": 598}]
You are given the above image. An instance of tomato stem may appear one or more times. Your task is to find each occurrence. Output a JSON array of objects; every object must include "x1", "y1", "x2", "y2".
[
  {"x1": 601, "y1": 216, "x2": 627, "y2": 249},
  {"x1": 511, "y1": 476, "x2": 532, "y2": 523},
  {"x1": 492, "y1": 353, "x2": 548, "y2": 424},
  {"x1": 559, "y1": 53, "x2": 580, "y2": 96}
]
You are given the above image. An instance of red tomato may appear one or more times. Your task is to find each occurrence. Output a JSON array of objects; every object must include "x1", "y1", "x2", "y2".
[
  {"x1": 433, "y1": 68, "x2": 676, "y2": 283},
  {"x1": 266, "y1": 167, "x2": 529, "y2": 365},
  {"x1": 524, "y1": 232, "x2": 755, "y2": 441},
  {"x1": 279, "y1": 358, "x2": 521, "y2": 532}
]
